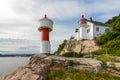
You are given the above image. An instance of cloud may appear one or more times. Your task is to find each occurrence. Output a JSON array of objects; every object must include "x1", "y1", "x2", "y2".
[
  {"x1": 0, "y1": 24, "x2": 39, "y2": 40},
  {"x1": 0, "y1": 39, "x2": 39, "y2": 54},
  {"x1": 12, "y1": 0, "x2": 86, "y2": 20},
  {"x1": 0, "y1": 0, "x2": 120, "y2": 53},
  {"x1": 83, "y1": 0, "x2": 120, "y2": 22},
  {"x1": 1, "y1": 0, "x2": 120, "y2": 21}
]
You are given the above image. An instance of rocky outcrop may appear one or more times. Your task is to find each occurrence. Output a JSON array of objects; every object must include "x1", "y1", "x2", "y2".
[
  {"x1": 60, "y1": 40, "x2": 100, "y2": 55},
  {"x1": 107, "y1": 62, "x2": 120, "y2": 70},
  {"x1": 106, "y1": 62, "x2": 120, "y2": 77},
  {"x1": 0, "y1": 54, "x2": 104, "y2": 80},
  {"x1": 0, "y1": 54, "x2": 49, "y2": 80}
]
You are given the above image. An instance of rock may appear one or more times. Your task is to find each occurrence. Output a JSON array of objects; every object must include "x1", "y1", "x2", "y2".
[
  {"x1": 114, "y1": 63, "x2": 120, "y2": 70},
  {"x1": 0, "y1": 55, "x2": 49, "y2": 80},
  {"x1": 107, "y1": 62, "x2": 120, "y2": 70},
  {"x1": 0, "y1": 54, "x2": 104, "y2": 80},
  {"x1": 60, "y1": 40, "x2": 100, "y2": 55},
  {"x1": 44, "y1": 56, "x2": 103, "y2": 72},
  {"x1": 106, "y1": 62, "x2": 120, "y2": 77},
  {"x1": 107, "y1": 62, "x2": 114, "y2": 68},
  {"x1": 116, "y1": 57, "x2": 120, "y2": 61}
]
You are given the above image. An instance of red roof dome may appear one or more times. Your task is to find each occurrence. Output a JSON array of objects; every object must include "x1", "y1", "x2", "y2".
[{"x1": 80, "y1": 15, "x2": 86, "y2": 24}]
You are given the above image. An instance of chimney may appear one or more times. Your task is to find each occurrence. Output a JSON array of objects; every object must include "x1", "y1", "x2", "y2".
[{"x1": 90, "y1": 17, "x2": 92, "y2": 21}]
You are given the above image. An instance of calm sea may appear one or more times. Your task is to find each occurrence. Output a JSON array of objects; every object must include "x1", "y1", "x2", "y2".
[{"x1": 0, "y1": 57, "x2": 30, "y2": 77}]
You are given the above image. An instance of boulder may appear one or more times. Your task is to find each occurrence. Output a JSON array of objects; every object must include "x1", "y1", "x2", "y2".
[{"x1": 107, "y1": 62, "x2": 120, "y2": 70}]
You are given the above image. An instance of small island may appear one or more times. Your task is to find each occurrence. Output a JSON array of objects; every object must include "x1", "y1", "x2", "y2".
[{"x1": 0, "y1": 54, "x2": 33, "y2": 57}]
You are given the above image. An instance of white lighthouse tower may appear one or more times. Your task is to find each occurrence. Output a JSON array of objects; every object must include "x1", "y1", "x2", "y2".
[{"x1": 38, "y1": 14, "x2": 53, "y2": 54}]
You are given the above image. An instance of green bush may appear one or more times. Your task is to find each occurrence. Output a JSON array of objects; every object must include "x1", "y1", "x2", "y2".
[
  {"x1": 114, "y1": 36, "x2": 120, "y2": 40},
  {"x1": 103, "y1": 40, "x2": 120, "y2": 48},
  {"x1": 115, "y1": 50, "x2": 120, "y2": 56},
  {"x1": 96, "y1": 31, "x2": 120, "y2": 45},
  {"x1": 62, "y1": 52, "x2": 84, "y2": 58},
  {"x1": 91, "y1": 49, "x2": 106, "y2": 55}
]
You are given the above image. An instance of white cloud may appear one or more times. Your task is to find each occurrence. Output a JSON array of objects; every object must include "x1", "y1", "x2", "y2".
[
  {"x1": 10, "y1": 0, "x2": 88, "y2": 21},
  {"x1": 0, "y1": 0, "x2": 120, "y2": 53},
  {"x1": 0, "y1": 39, "x2": 39, "y2": 53},
  {"x1": 0, "y1": 0, "x2": 16, "y2": 18},
  {"x1": 0, "y1": 24, "x2": 39, "y2": 40},
  {"x1": 0, "y1": 0, "x2": 120, "y2": 22}
]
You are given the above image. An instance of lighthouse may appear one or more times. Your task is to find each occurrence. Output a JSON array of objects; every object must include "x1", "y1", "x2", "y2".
[{"x1": 38, "y1": 14, "x2": 53, "y2": 54}]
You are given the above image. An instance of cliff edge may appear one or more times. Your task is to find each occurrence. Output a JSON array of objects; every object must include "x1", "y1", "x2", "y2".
[{"x1": 0, "y1": 54, "x2": 104, "y2": 80}]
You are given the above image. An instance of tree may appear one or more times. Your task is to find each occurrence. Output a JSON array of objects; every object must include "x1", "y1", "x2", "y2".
[
  {"x1": 96, "y1": 31, "x2": 120, "y2": 45},
  {"x1": 54, "y1": 40, "x2": 67, "y2": 54},
  {"x1": 106, "y1": 14, "x2": 120, "y2": 31},
  {"x1": 69, "y1": 36, "x2": 74, "y2": 40}
]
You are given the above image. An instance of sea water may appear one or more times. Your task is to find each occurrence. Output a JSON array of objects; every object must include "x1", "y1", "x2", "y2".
[{"x1": 0, "y1": 57, "x2": 30, "y2": 77}]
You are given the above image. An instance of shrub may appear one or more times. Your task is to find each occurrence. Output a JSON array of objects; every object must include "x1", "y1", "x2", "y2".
[
  {"x1": 114, "y1": 36, "x2": 120, "y2": 40},
  {"x1": 102, "y1": 40, "x2": 120, "y2": 49},
  {"x1": 96, "y1": 31, "x2": 120, "y2": 45},
  {"x1": 115, "y1": 50, "x2": 120, "y2": 56},
  {"x1": 91, "y1": 49, "x2": 106, "y2": 55},
  {"x1": 62, "y1": 52, "x2": 84, "y2": 58}
]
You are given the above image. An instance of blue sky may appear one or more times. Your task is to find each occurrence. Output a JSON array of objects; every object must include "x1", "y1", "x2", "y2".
[{"x1": 0, "y1": 0, "x2": 120, "y2": 54}]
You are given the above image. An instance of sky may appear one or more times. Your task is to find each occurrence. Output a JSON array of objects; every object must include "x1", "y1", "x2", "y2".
[{"x1": 0, "y1": 0, "x2": 120, "y2": 54}]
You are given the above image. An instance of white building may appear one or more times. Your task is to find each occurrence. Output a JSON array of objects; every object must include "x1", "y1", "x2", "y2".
[{"x1": 75, "y1": 15, "x2": 109, "y2": 40}]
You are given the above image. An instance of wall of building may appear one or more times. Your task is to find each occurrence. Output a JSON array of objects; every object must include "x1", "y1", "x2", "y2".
[
  {"x1": 77, "y1": 22, "x2": 109, "y2": 40},
  {"x1": 76, "y1": 31, "x2": 80, "y2": 41},
  {"x1": 78, "y1": 22, "x2": 94, "y2": 40},
  {"x1": 80, "y1": 26, "x2": 91, "y2": 39},
  {"x1": 87, "y1": 22, "x2": 94, "y2": 39},
  {"x1": 93, "y1": 25, "x2": 108, "y2": 38}
]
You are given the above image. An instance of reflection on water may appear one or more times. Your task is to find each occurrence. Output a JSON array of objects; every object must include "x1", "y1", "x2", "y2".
[{"x1": 0, "y1": 57, "x2": 30, "y2": 77}]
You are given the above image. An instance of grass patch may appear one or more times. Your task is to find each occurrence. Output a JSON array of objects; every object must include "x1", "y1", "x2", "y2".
[
  {"x1": 97, "y1": 54, "x2": 116, "y2": 64},
  {"x1": 46, "y1": 69, "x2": 120, "y2": 80}
]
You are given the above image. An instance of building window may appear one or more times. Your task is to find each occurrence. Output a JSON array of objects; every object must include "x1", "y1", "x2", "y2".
[
  {"x1": 96, "y1": 27, "x2": 99, "y2": 32},
  {"x1": 87, "y1": 29, "x2": 90, "y2": 33}
]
